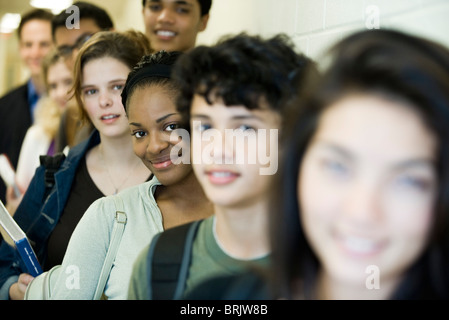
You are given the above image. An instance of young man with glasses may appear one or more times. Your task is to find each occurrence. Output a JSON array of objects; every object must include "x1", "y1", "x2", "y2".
[{"x1": 51, "y1": 1, "x2": 115, "y2": 152}]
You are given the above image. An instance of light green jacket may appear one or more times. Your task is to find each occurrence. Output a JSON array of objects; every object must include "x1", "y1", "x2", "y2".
[{"x1": 50, "y1": 176, "x2": 163, "y2": 300}]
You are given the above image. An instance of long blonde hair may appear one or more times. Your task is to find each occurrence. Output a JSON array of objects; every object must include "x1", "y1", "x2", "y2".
[{"x1": 35, "y1": 49, "x2": 71, "y2": 138}]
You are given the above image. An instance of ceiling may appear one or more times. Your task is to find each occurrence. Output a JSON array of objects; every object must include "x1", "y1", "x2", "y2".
[{"x1": 0, "y1": 0, "x2": 128, "y2": 29}]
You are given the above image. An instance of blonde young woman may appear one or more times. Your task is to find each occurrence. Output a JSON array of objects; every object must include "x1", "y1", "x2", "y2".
[
  {"x1": 0, "y1": 30, "x2": 152, "y2": 300},
  {"x1": 14, "y1": 50, "x2": 73, "y2": 194}
]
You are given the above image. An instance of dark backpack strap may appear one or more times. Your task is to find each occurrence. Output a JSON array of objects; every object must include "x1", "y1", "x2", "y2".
[
  {"x1": 39, "y1": 153, "x2": 66, "y2": 195},
  {"x1": 147, "y1": 219, "x2": 202, "y2": 300}
]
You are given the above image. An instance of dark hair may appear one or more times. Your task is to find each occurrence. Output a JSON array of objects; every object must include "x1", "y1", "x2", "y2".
[
  {"x1": 271, "y1": 29, "x2": 449, "y2": 299},
  {"x1": 172, "y1": 32, "x2": 317, "y2": 129},
  {"x1": 17, "y1": 9, "x2": 53, "y2": 39},
  {"x1": 72, "y1": 30, "x2": 152, "y2": 122},
  {"x1": 122, "y1": 50, "x2": 183, "y2": 114},
  {"x1": 52, "y1": 1, "x2": 114, "y2": 37},
  {"x1": 142, "y1": 0, "x2": 212, "y2": 16}
]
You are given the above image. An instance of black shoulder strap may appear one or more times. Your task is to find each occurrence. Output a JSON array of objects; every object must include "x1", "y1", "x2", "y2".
[
  {"x1": 147, "y1": 219, "x2": 202, "y2": 300},
  {"x1": 39, "y1": 152, "x2": 66, "y2": 191}
]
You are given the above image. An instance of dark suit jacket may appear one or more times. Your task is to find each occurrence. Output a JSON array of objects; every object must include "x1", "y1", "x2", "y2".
[{"x1": 0, "y1": 82, "x2": 33, "y2": 203}]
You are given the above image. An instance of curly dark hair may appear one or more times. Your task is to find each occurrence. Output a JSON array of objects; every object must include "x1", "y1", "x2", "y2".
[
  {"x1": 122, "y1": 50, "x2": 183, "y2": 114},
  {"x1": 172, "y1": 32, "x2": 317, "y2": 129}
]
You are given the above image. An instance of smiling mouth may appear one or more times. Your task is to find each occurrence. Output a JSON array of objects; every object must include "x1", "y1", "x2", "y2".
[
  {"x1": 335, "y1": 233, "x2": 386, "y2": 257},
  {"x1": 206, "y1": 170, "x2": 240, "y2": 185},
  {"x1": 156, "y1": 30, "x2": 176, "y2": 38},
  {"x1": 150, "y1": 157, "x2": 173, "y2": 170},
  {"x1": 101, "y1": 114, "x2": 119, "y2": 121}
]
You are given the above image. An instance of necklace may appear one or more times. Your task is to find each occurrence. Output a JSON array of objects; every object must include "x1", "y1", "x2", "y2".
[{"x1": 99, "y1": 147, "x2": 140, "y2": 195}]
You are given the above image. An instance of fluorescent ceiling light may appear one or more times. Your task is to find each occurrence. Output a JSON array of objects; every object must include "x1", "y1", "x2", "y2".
[
  {"x1": 0, "y1": 13, "x2": 21, "y2": 34},
  {"x1": 30, "y1": 0, "x2": 73, "y2": 14}
]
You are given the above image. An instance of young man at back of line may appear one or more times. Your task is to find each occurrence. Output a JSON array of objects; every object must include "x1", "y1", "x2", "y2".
[
  {"x1": 0, "y1": 9, "x2": 54, "y2": 205},
  {"x1": 142, "y1": 0, "x2": 211, "y2": 52},
  {"x1": 52, "y1": 1, "x2": 114, "y2": 68}
]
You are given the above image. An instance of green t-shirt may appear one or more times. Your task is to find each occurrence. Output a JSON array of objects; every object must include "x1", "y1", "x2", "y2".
[
  {"x1": 184, "y1": 216, "x2": 270, "y2": 297},
  {"x1": 128, "y1": 216, "x2": 270, "y2": 299}
]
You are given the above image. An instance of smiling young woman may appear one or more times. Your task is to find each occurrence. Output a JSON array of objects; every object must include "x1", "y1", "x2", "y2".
[
  {"x1": 270, "y1": 29, "x2": 449, "y2": 300},
  {"x1": 0, "y1": 30, "x2": 153, "y2": 300}
]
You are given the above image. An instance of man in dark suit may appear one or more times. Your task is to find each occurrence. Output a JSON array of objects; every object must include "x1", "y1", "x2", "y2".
[{"x1": 0, "y1": 9, "x2": 54, "y2": 204}]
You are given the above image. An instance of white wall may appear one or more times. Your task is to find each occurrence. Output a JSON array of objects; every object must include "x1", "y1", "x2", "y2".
[
  {"x1": 2, "y1": 0, "x2": 449, "y2": 96},
  {"x1": 196, "y1": 0, "x2": 260, "y2": 45},
  {"x1": 106, "y1": 0, "x2": 145, "y2": 33},
  {"x1": 0, "y1": 33, "x2": 25, "y2": 96},
  {"x1": 198, "y1": 0, "x2": 449, "y2": 62}
]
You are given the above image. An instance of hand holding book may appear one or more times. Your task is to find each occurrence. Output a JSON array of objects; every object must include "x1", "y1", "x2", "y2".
[{"x1": 0, "y1": 200, "x2": 42, "y2": 277}]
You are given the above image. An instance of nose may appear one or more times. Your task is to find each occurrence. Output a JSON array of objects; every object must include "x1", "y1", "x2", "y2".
[
  {"x1": 342, "y1": 181, "x2": 382, "y2": 226},
  {"x1": 55, "y1": 86, "x2": 68, "y2": 105},
  {"x1": 146, "y1": 131, "x2": 170, "y2": 155},
  {"x1": 99, "y1": 91, "x2": 113, "y2": 108},
  {"x1": 157, "y1": 7, "x2": 175, "y2": 24},
  {"x1": 29, "y1": 43, "x2": 39, "y2": 56},
  {"x1": 33, "y1": 42, "x2": 51, "y2": 60},
  {"x1": 28, "y1": 43, "x2": 43, "y2": 60},
  {"x1": 209, "y1": 129, "x2": 234, "y2": 165}
]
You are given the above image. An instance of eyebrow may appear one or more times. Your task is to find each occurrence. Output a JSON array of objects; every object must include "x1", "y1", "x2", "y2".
[
  {"x1": 392, "y1": 158, "x2": 436, "y2": 171},
  {"x1": 129, "y1": 113, "x2": 179, "y2": 127},
  {"x1": 80, "y1": 84, "x2": 94, "y2": 90},
  {"x1": 149, "y1": 0, "x2": 193, "y2": 5},
  {"x1": 190, "y1": 114, "x2": 264, "y2": 121},
  {"x1": 156, "y1": 113, "x2": 179, "y2": 123},
  {"x1": 191, "y1": 114, "x2": 209, "y2": 120},
  {"x1": 317, "y1": 142, "x2": 353, "y2": 160},
  {"x1": 57, "y1": 32, "x2": 92, "y2": 50},
  {"x1": 80, "y1": 79, "x2": 127, "y2": 90},
  {"x1": 317, "y1": 141, "x2": 435, "y2": 169}
]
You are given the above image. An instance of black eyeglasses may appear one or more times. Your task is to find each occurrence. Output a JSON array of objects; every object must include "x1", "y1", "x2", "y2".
[{"x1": 57, "y1": 33, "x2": 93, "y2": 57}]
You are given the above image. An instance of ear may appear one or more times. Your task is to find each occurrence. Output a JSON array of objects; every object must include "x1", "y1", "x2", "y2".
[{"x1": 198, "y1": 14, "x2": 210, "y2": 32}]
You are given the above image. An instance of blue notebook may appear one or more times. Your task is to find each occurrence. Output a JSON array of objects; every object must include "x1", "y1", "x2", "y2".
[{"x1": 0, "y1": 200, "x2": 42, "y2": 277}]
